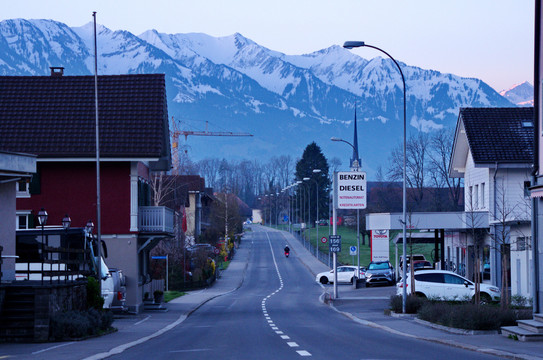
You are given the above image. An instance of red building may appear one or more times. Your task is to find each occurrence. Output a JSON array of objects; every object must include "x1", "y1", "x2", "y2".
[{"x1": 0, "y1": 69, "x2": 172, "y2": 313}]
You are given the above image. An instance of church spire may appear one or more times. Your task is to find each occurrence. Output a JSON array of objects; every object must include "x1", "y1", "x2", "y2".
[{"x1": 350, "y1": 106, "x2": 361, "y2": 170}]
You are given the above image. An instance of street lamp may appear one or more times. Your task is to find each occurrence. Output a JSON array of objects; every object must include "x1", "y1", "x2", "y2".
[
  {"x1": 343, "y1": 40, "x2": 407, "y2": 313},
  {"x1": 311, "y1": 169, "x2": 322, "y2": 257},
  {"x1": 38, "y1": 208, "x2": 48, "y2": 285},
  {"x1": 62, "y1": 214, "x2": 72, "y2": 230}
]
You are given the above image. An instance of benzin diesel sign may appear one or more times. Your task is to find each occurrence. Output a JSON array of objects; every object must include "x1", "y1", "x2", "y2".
[{"x1": 334, "y1": 171, "x2": 366, "y2": 209}]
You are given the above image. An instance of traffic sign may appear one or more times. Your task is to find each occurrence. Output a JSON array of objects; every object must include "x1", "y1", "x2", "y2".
[
  {"x1": 152, "y1": 256, "x2": 167, "y2": 259},
  {"x1": 321, "y1": 236, "x2": 328, "y2": 244},
  {"x1": 329, "y1": 235, "x2": 341, "y2": 252},
  {"x1": 213, "y1": 248, "x2": 220, "y2": 254},
  {"x1": 350, "y1": 246, "x2": 357, "y2": 256}
]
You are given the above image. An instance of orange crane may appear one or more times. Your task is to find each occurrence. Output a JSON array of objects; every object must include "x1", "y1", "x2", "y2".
[{"x1": 170, "y1": 117, "x2": 253, "y2": 171}]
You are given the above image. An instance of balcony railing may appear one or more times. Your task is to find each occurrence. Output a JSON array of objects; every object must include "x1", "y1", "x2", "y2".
[{"x1": 139, "y1": 206, "x2": 174, "y2": 234}]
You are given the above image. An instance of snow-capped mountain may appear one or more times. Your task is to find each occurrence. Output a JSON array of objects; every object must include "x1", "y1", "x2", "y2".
[
  {"x1": 500, "y1": 81, "x2": 534, "y2": 106},
  {"x1": 0, "y1": 19, "x2": 516, "y2": 177}
]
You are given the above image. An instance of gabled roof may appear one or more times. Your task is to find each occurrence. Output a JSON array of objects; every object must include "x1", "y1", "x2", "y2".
[
  {"x1": 0, "y1": 73, "x2": 171, "y2": 166},
  {"x1": 450, "y1": 107, "x2": 534, "y2": 177}
]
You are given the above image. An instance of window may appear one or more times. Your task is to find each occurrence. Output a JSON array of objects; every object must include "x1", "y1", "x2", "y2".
[
  {"x1": 16, "y1": 180, "x2": 30, "y2": 198},
  {"x1": 517, "y1": 236, "x2": 530, "y2": 251},
  {"x1": 468, "y1": 186, "x2": 473, "y2": 209},
  {"x1": 415, "y1": 273, "x2": 443, "y2": 283},
  {"x1": 481, "y1": 183, "x2": 485, "y2": 208},
  {"x1": 524, "y1": 181, "x2": 531, "y2": 198},
  {"x1": 16, "y1": 212, "x2": 32, "y2": 229},
  {"x1": 443, "y1": 274, "x2": 468, "y2": 285},
  {"x1": 474, "y1": 185, "x2": 479, "y2": 209}
]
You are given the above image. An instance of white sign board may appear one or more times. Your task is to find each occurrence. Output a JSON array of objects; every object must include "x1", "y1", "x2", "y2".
[
  {"x1": 371, "y1": 229, "x2": 390, "y2": 261},
  {"x1": 334, "y1": 171, "x2": 367, "y2": 209}
]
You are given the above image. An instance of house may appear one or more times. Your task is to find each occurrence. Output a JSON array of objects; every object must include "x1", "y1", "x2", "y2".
[
  {"x1": 0, "y1": 151, "x2": 36, "y2": 282},
  {"x1": 153, "y1": 174, "x2": 215, "y2": 245},
  {"x1": 0, "y1": 69, "x2": 172, "y2": 313},
  {"x1": 450, "y1": 107, "x2": 534, "y2": 297}
]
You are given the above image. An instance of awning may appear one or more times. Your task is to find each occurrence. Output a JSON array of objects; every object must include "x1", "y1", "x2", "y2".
[{"x1": 530, "y1": 185, "x2": 543, "y2": 198}]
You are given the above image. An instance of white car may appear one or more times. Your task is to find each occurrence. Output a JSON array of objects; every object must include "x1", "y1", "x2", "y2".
[
  {"x1": 316, "y1": 266, "x2": 366, "y2": 285},
  {"x1": 396, "y1": 269, "x2": 500, "y2": 303}
]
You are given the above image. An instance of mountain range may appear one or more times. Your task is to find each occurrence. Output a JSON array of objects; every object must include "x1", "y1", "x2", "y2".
[{"x1": 0, "y1": 19, "x2": 522, "y2": 177}]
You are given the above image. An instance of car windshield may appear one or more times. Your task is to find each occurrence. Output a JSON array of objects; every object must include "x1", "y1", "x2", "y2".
[{"x1": 368, "y1": 262, "x2": 389, "y2": 270}]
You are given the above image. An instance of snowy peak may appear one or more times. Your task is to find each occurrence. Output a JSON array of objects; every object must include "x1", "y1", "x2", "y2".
[{"x1": 500, "y1": 81, "x2": 533, "y2": 106}]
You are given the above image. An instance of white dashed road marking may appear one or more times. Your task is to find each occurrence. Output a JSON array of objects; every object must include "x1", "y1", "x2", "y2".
[{"x1": 262, "y1": 232, "x2": 312, "y2": 357}]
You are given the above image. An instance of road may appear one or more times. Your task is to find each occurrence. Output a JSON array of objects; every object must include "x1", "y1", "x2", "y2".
[{"x1": 105, "y1": 226, "x2": 498, "y2": 360}]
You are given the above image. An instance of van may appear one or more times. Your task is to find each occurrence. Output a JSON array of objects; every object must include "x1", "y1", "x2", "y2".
[{"x1": 108, "y1": 268, "x2": 126, "y2": 313}]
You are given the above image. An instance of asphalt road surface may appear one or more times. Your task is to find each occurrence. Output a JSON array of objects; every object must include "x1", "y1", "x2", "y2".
[{"x1": 106, "y1": 226, "x2": 499, "y2": 360}]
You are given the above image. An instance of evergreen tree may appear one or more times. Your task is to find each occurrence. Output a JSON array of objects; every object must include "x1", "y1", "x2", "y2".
[{"x1": 294, "y1": 142, "x2": 330, "y2": 226}]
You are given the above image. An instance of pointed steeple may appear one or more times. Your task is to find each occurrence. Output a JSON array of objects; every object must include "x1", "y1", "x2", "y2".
[{"x1": 350, "y1": 106, "x2": 361, "y2": 170}]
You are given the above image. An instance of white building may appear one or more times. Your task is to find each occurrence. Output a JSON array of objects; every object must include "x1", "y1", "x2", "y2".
[{"x1": 450, "y1": 107, "x2": 534, "y2": 298}]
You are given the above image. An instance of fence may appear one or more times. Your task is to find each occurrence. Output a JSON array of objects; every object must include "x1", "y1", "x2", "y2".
[{"x1": 292, "y1": 230, "x2": 338, "y2": 268}]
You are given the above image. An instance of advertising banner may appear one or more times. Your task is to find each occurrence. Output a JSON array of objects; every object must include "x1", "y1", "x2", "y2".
[{"x1": 371, "y1": 229, "x2": 389, "y2": 261}]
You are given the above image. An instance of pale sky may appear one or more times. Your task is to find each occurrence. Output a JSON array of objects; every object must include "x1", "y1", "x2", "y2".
[{"x1": 1, "y1": 0, "x2": 534, "y2": 91}]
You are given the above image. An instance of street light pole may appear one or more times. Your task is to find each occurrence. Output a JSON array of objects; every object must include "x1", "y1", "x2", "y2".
[{"x1": 343, "y1": 40, "x2": 407, "y2": 313}]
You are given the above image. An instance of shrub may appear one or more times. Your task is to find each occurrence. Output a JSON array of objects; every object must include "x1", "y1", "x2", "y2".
[
  {"x1": 389, "y1": 295, "x2": 426, "y2": 314},
  {"x1": 417, "y1": 302, "x2": 533, "y2": 330},
  {"x1": 87, "y1": 276, "x2": 104, "y2": 310},
  {"x1": 49, "y1": 309, "x2": 113, "y2": 340}
]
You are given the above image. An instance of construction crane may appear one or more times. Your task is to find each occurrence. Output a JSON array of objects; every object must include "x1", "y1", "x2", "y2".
[{"x1": 170, "y1": 117, "x2": 253, "y2": 172}]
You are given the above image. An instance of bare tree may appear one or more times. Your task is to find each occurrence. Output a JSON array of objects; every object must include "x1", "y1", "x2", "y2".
[
  {"x1": 428, "y1": 129, "x2": 463, "y2": 210},
  {"x1": 462, "y1": 189, "x2": 486, "y2": 305},
  {"x1": 488, "y1": 179, "x2": 532, "y2": 308},
  {"x1": 387, "y1": 133, "x2": 430, "y2": 209}
]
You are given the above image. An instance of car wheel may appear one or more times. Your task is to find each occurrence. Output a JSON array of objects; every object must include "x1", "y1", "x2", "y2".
[
  {"x1": 319, "y1": 276, "x2": 329, "y2": 285},
  {"x1": 415, "y1": 292, "x2": 427, "y2": 299},
  {"x1": 478, "y1": 293, "x2": 492, "y2": 305}
]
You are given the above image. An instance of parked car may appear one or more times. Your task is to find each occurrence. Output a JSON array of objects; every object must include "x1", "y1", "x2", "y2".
[
  {"x1": 399, "y1": 254, "x2": 426, "y2": 271},
  {"x1": 408, "y1": 260, "x2": 433, "y2": 272},
  {"x1": 316, "y1": 266, "x2": 366, "y2": 285},
  {"x1": 317, "y1": 219, "x2": 328, "y2": 226},
  {"x1": 365, "y1": 261, "x2": 395, "y2": 286},
  {"x1": 109, "y1": 268, "x2": 127, "y2": 313},
  {"x1": 396, "y1": 269, "x2": 500, "y2": 303}
]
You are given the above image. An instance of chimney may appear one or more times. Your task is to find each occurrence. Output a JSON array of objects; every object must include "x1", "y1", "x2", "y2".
[{"x1": 50, "y1": 67, "x2": 64, "y2": 77}]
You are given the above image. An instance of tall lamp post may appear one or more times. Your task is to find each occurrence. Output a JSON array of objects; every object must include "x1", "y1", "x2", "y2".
[
  {"x1": 306, "y1": 169, "x2": 322, "y2": 257},
  {"x1": 330, "y1": 137, "x2": 362, "y2": 278},
  {"x1": 38, "y1": 208, "x2": 48, "y2": 285},
  {"x1": 343, "y1": 40, "x2": 407, "y2": 313}
]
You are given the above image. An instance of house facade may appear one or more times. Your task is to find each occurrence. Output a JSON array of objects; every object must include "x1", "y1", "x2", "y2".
[
  {"x1": 0, "y1": 70, "x2": 172, "y2": 313},
  {"x1": 0, "y1": 151, "x2": 36, "y2": 282},
  {"x1": 450, "y1": 107, "x2": 534, "y2": 297}
]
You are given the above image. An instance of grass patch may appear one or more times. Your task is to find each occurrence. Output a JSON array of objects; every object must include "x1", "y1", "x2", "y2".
[{"x1": 164, "y1": 291, "x2": 186, "y2": 303}]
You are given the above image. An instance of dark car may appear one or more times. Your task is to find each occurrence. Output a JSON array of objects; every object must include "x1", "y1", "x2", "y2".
[
  {"x1": 109, "y1": 268, "x2": 127, "y2": 313},
  {"x1": 365, "y1": 261, "x2": 395, "y2": 286}
]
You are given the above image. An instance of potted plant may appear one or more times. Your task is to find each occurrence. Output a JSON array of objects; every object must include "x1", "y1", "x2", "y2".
[{"x1": 154, "y1": 290, "x2": 164, "y2": 304}]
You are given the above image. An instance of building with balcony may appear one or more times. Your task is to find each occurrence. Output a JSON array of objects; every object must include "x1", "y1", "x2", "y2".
[{"x1": 0, "y1": 70, "x2": 172, "y2": 313}]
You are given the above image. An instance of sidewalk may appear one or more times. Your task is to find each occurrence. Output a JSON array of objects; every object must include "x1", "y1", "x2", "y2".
[{"x1": 279, "y1": 227, "x2": 543, "y2": 360}]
